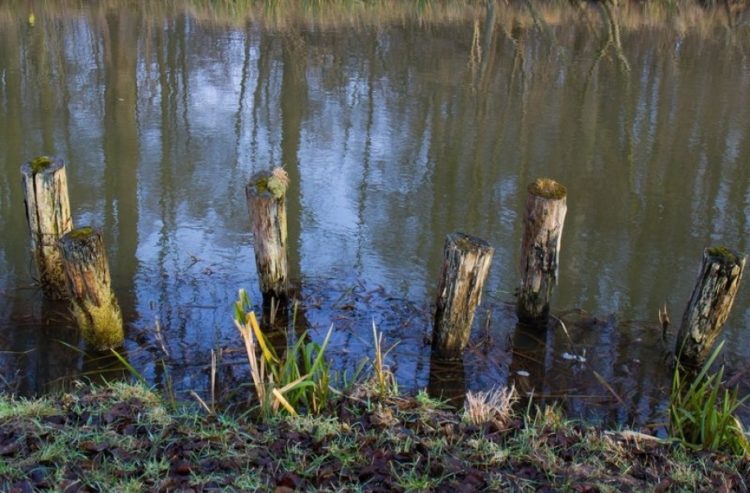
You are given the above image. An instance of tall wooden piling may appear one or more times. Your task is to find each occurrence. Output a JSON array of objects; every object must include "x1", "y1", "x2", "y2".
[
  {"x1": 59, "y1": 227, "x2": 124, "y2": 350},
  {"x1": 675, "y1": 247, "x2": 745, "y2": 369},
  {"x1": 21, "y1": 156, "x2": 73, "y2": 299},
  {"x1": 517, "y1": 178, "x2": 567, "y2": 325},
  {"x1": 432, "y1": 232, "x2": 494, "y2": 359},
  {"x1": 245, "y1": 167, "x2": 289, "y2": 304}
]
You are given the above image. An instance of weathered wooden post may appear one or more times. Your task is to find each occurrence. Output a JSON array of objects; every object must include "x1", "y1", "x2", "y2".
[
  {"x1": 432, "y1": 232, "x2": 494, "y2": 359},
  {"x1": 675, "y1": 247, "x2": 745, "y2": 369},
  {"x1": 58, "y1": 227, "x2": 124, "y2": 350},
  {"x1": 21, "y1": 156, "x2": 73, "y2": 299},
  {"x1": 517, "y1": 178, "x2": 567, "y2": 325},
  {"x1": 245, "y1": 167, "x2": 289, "y2": 305}
]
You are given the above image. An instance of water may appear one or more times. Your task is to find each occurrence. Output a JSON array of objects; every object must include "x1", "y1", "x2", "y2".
[{"x1": 1, "y1": 3, "x2": 749, "y2": 427}]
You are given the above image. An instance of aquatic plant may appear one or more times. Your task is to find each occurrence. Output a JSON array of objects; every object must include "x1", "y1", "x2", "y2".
[
  {"x1": 233, "y1": 289, "x2": 333, "y2": 418},
  {"x1": 669, "y1": 341, "x2": 750, "y2": 456},
  {"x1": 369, "y1": 321, "x2": 398, "y2": 396}
]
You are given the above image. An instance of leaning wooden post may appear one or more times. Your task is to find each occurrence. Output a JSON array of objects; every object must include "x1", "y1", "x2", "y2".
[
  {"x1": 675, "y1": 247, "x2": 745, "y2": 369},
  {"x1": 245, "y1": 167, "x2": 289, "y2": 304},
  {"x1": 517, "y1": 178, "x2": 567, "y2": 325},
  {"x1": 21, "y1": 156, "x2": 73, "y2": 299},
  {"x1": 432, "y1": 232, "x2": 494, "y2": 359},
  {"x1": 58, "y1": 227, "x2": 124, "y2": 350}
]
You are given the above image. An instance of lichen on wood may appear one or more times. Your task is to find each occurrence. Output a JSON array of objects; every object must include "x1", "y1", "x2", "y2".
[
  {"x1": 517, "y1": 178, "x2": 567, "y2": 325},
  {"x1": 30, "y1": 155, "x2": 53, "y2": 174},
  {"x1": 21, "y1": 156, "x2": 73, "y2": 299},
  {"x1": 252, "y1": 167, "x2": 289, "y2": 200},
  {"x1": 59, "y1": 228, "x2": 124, "y2": 350},
  {"x1": 527, "y1": 178, "x2": 567, "y2": 200},
  {"x1": 432, "y1": 232, "x2": 494, "y2": 359},
  {"x1": 675, "y1": 246, "x2": 745, "y2": 369},
  {"x1": 246, "y1": 167, "x2": 289, "y2": 303}
]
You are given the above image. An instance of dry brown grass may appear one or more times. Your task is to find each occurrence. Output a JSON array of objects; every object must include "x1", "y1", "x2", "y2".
[{"x1": 464, "y1": 385, "x2": 518, "y2": 428}]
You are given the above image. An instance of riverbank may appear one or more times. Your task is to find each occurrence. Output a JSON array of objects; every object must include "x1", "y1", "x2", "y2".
[{"x1": 1, "y1": 381, "x2": 746, "y2": 491}]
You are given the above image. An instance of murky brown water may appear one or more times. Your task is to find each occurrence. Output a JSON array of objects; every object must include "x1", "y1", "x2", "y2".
[{"x1": 1, "y1": 2, "x2": 749, "y2": 426}]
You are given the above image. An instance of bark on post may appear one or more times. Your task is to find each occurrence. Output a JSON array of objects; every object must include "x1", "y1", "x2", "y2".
[
  {"x1": 21, "y1": 156, "x2": 73, "y2": 299},
  {"x1": 432, "y1": 232, "x2": 494, "y2": 359},
  {"x1": 59, "y1": 227, "x2": 124, "y2": 350},
  {"x1": 517, "y1": 178, "x2": 567, "y2": 325},
  {"x1": 675, "y1": 247, "x2": 745, "y2": 369},
  {"x1": 245, "y1": 167, "x2": 289, "y2": 305}
]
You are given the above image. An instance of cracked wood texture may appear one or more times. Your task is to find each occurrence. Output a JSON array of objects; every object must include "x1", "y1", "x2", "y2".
[
  {"x1": 432, "y1": 232, "x2": 494, "y2": 359},
  {"x1": 21, "y1": 156, "x2": 73, "y2": 299},
  {"x1": 59, "y1": 228, "x2": 124, "y2": 350},
  {"x1": 246, "y1": 168, "x2": 289, "y2": 304},
  {"x1": 675, "y1": 247, "x2": 745, "y2": 369},
  {"x1": 517, "y1": 179, "x2": 567, "y2": 325}
]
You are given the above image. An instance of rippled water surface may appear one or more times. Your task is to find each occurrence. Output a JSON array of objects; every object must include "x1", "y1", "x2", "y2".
[{"x1": 1, "y1": 2, "x2": 749, "y2": 426}]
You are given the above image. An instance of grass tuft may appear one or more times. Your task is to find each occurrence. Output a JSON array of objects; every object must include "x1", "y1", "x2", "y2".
[
  {"x1": 669, "y1": 341, "x2": 750, "y2": 456},
  {"x1": 464, "y1": 385, "x2": 518, "y2": 427},
  {"x1": 233, "y1": 288, "x2": 333, "y2": 419}
]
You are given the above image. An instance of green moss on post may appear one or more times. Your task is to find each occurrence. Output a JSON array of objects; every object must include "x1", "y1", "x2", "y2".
[
  {"x1": 246, "y1": 167, "x2": 289, "y2": 305},
  {"x1": 517, "y1": 178, "x2": 568, "y2": 325},
  {"x1": 59, "y1": 228, "x2": 124, "y2": 350},
  {"x1": 676, "y1": 246, "x2": 745, "y2": 369},
  {"x1": 30, "y1": 155, "x2": 53, "y2": 174},
  {"x1": 21, "y1": 155, "x2": 74, "y2": 299}
]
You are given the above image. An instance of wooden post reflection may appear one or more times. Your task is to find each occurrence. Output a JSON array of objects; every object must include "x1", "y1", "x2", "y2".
[
  {"x1": 509, "y1": 322, "x2": 548, "y2": 405},
  {"x1": 427, "y1": 353, "x2": 466, "y2": 408}
]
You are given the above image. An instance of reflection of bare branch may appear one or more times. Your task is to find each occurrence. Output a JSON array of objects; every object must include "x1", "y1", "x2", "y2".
[
  {"x1": 469, "y1": 0, "x2": 497, "y2": 92},
  {"x1": 523, "y1": 0, "x2": 558, "y2": 46},
  {"x1": 571, "y1": 0, "x2": 601, "y2": 42},
  {"x1": 601, "y1": 0, "x2": 631, "y2": 73},
  {"x1": 584, "y1": 0, "x2": 631, "y2": 92},
  {"x1": 584, "y1": 35, "x2": 612, "y2": 93},
  {"x1": 503, "y1": 23, "x2": 526, "y2": 98},
  {"x1": 468, "y1": 19, "x2": 481, "y2": 77}
]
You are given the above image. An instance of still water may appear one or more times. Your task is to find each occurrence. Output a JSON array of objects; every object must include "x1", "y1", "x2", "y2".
[{"x1": 1, "y1": 3, "x2": 749, "y2": 427}]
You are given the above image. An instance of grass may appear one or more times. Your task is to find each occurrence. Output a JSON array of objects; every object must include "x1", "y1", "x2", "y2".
[
  {"x1": 369, "y1": 320, "x2": 398, "y2": 396},
  {"x1": 233, "y1": 289, "x2": 333, "y2": 419},
  {"x1": 669, "y1": 341, "x2": 750, "y2": 456},
  {"x1": 463, "y1": 385, "x2": 518, "y2": 427},
  {"x1": 0, "y1": 380, "x2": 748, "y2": 491}
]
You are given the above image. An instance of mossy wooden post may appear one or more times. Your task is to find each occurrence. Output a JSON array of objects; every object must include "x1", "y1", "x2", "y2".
[
  {"x1": 21, "y1": 156, "x2": 73, "y2": 299},
  {"x1": 432, "y1": 232, "x2": 494, "y2": 359},
  {"x1": 59, "y1": 227, "x2": 124, "y2": 350},
  {"x1": 517, "y1": 178, "x2": 567, "y2": 325},
  {"x1": 245, "y1": 167, "x2": 289, "y2": 305},
  {"x1": 675, "y1": 247, "x2": 745, "y2": 369}
]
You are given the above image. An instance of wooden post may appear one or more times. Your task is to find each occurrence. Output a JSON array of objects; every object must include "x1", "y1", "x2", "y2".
[
  {"x1": 675, "y1": 247, "x2": 745, "y2": 369},
  {"x1": 21, "y1": 156, "x2": 73, "y2": 299},
  {"x1": 245, "y1": 167, "x2": 289, "y2": 304},
  {"x1": 59, "y1": 227, "x2": 124, "y2": 350},
  {"x1": 517, "y1": 178, "x2": 567, "y2": 325},
  {"x1": 432, "y1": 232, "x2": 494, "y2": 359}
]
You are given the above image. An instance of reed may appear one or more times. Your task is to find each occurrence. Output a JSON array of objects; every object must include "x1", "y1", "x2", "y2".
[
  {"x1": 370, "y1": 321, "x2": 398, "y2": 396},
  {"x1": 669, "y1": 341, "x2": 750, "y2": 456},
  {"x1": 233, "y1": 289, "x2": 333, "y2": 419}
]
